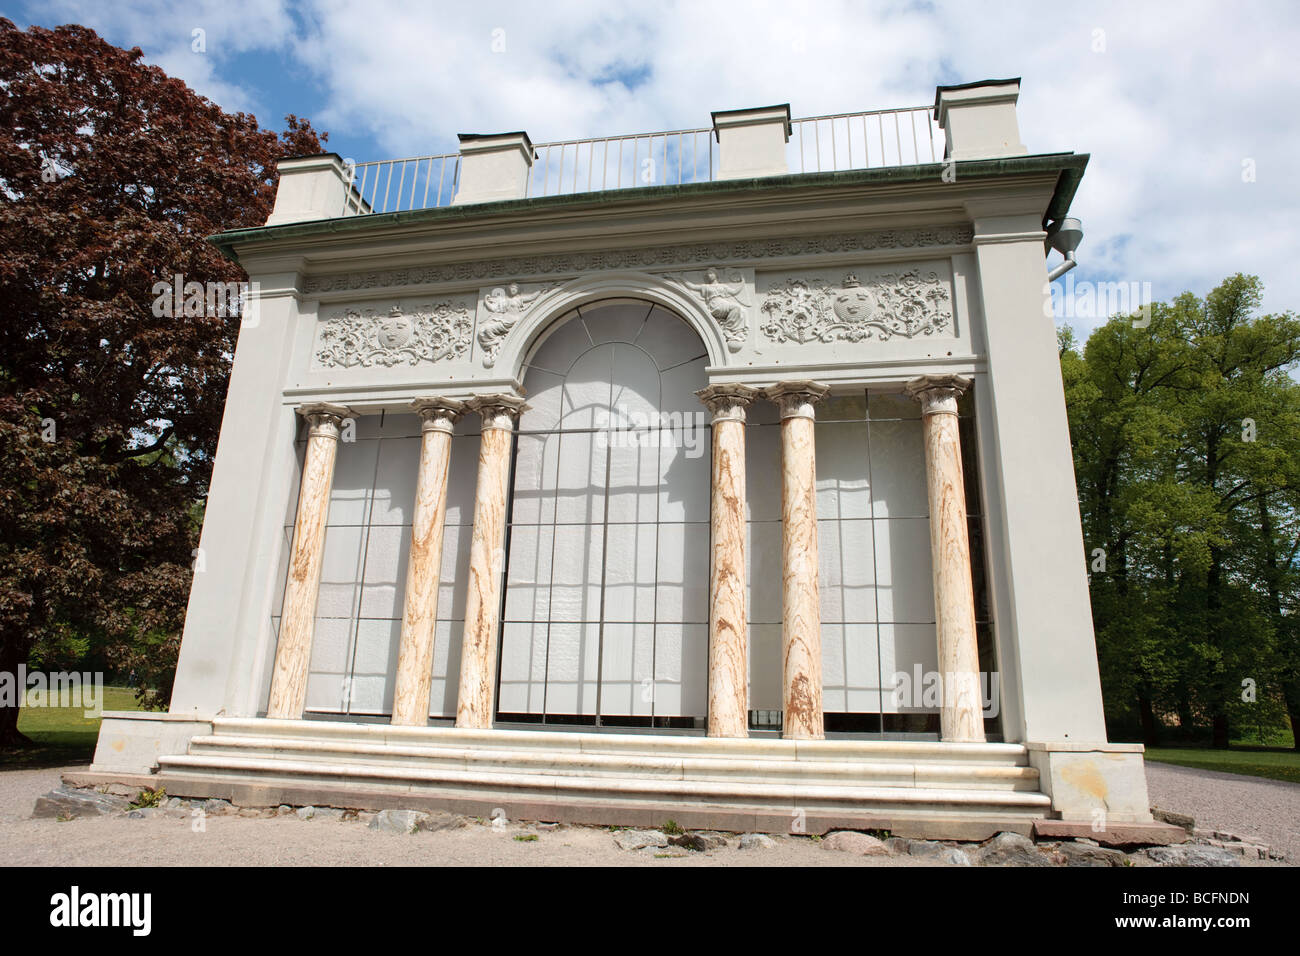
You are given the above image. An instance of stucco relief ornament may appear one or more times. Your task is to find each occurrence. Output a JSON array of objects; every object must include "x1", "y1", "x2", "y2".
[
  {"x1": 477, "y1": 281, "x2": 555, "y2": 367},
  {"x1": 760, "y1": 269, "x2": 952, "y2": 344},
  {"x1": 315, "y1": 302, "x2": 473, "y2": 368},
  {"x1": 666, "y1": 267, "x2": 750, "y2": 352}
]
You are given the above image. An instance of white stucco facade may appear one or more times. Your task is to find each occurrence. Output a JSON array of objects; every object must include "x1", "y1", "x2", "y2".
[{"x1": 92, "y1": 79, "x2": 1153, "y2": 830}]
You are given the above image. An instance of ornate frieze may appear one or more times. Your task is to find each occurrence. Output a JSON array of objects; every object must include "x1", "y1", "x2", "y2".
[
  {"x1": 759, "y1": 269, "x2": 952, "y2": 344},
  {"x1": 314, "y1": 301, "x2": 474, "y2": 368},
  {"x1": 664, "y1": 267, "x2": 750, "y2": 352},
  {"x1": 301, "y1": 225, "x2": 973, "y2": 294},
  {"x1": 476, "y1": 281, "x2": 559, "y2": 368}
]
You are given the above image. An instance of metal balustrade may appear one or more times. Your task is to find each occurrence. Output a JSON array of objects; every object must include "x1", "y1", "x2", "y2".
[
  {"x1": 340, "y1": 153, "x2": 460, "y2": 217},
  {"x1": 338, "y1": 106, "x2": 940, "y2": 217}
]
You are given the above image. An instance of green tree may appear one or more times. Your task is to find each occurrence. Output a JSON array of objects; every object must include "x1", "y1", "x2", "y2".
[{"x1": 1065, "y1": 275, "x2": 1300, "y2": 747}]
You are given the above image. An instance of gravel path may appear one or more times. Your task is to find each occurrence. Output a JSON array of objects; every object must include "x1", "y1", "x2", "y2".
[
  {"x1": 1, "y1": 765, "x2": 928, "y2": 867},
  {"x1": 1145, "y1": 761, "x2": 1299, "y2": 860},
  {"x1": 2, "y1": 762, "x2": 1293, "y2": 865}
]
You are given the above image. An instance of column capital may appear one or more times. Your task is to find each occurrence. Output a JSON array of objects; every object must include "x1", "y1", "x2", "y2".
[
  {"x1": 696, "y1": 383, "x2": 760, "y2": 422},
  {"x1": 297, "y1": 402, "x2": 355, "y2": 437},
  {"x1": 764, "y1": 380, "x2": 830, "y2": 420},
  {"x1": 904, "y1": 374, "x2": 973, "y2": 417},
  {"x1": 411, "y1": 397, "x2": 467, "y2": 435},
  {"x1": 465, "y1": 394, "x2": 528, "y2": 431}
]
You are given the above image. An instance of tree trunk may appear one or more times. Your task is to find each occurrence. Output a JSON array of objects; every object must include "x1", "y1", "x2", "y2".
[
  {"x1": 1211, "y1": 712, "x2": 1230, "y2": 749},
  {"x1": 1283, "y1": 681, "x2": 1300, "y2": 753},
  {"x1": 0, "y1": 638, "x2": 33, "y2": 749},
  {"x1": 1138, "y1": 689, "x2": 1160, "y2": 746}
]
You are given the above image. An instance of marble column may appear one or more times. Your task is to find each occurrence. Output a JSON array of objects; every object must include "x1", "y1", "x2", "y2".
[
  {"x1": 455, "y1": 394, "x2": 528, "y2": 730},
  {"x1": 696, "y1": 384, "x2": 759, "y2": 739},
  {"x1": 766, "y1": 381, "x2": 830, "y2": 739},
  {"x1": 267, "y1": 402, "x2": 355, "y2": 720},
  {"x1": 391, "y1": 398, "x2": 466, "y2": 727},
  {"x1": 904, "y1": 374, "x2": 985, "y2": 743}
]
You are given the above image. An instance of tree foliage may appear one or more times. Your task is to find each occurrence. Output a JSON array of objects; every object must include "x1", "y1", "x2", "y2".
[
  {"x1": 0, "y1": 19, "x2": 325, "y2": 746},
  {"x1": 1065, "y1": 274, "x2": 1300, "y2": 747}
]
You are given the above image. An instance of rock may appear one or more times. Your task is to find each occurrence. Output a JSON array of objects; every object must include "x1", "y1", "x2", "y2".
[
  {"x1": 163, "y1": 797, "x2": 186, "y2": 810},
  {"x1": 368, "y1": 809, "x2": 430, "y2": 834},
  {"x1": 907, "y1": 840, "x2": 947, "y2": 859},
  {"x1": 295, "y1": 806, "x2": 345, "y2": 821},
  {"x1": 1056, "y1": 841, "x2": 1129, "y2": 867},
  {"x1": 975, "y1": 831, "x2": 1053, "y2": 867},
  {"x1": 940, "y1": 848, "x2": 973, "y2": 866},
  {"x1": 126, "y1": 807, "x2": 163, "y2": 820},
  {"x1": 276, "y1": 804, "x2": 294, "y2": 815},
  {"x1": 237, "y1": 807, "x2": 265, "y2": 818},
  {"x1": 613, "y1": 829, "x2": 669, "y2": 851},
  {"x1": 417, "y1": 811, "x2": 469, "y2": 832},
  {"x1": 32, "y1": 786, "x2": 132, "y2": 820},
  {"x1": 738, "y1": 833, "x2": 776, "y2": 850},
  {"x1": 1151, "y1": 808, "x2": 1196, "y2": 833},
  {"x1": 1145, "y1": 845, "x2": 1242, "y2": 867},
  {"x1": 884, "y1": 837, "x2": 911, "y2": 855},
  {"x1": 822, "y1": 831, "x2": 889, "y2": 856},
  {"x1": 201, "y1": 798, "x2": 234, "y2": 815},
  {"x1": 669, "y1": 832, "x2": 730, "y2": 852}
]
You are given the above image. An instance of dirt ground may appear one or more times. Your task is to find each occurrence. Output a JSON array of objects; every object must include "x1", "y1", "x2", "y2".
[{"x1": 1, "y1": 763, "x2": 1292, "y2": 866}]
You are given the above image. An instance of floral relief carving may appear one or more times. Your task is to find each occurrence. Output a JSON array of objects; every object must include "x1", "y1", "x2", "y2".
[
  {"x1": 759, "y1": 269, "x2": 952, "y2": 344},
  {"x1": 314, "y1": 301, "x2": 474, "y2": 368}
]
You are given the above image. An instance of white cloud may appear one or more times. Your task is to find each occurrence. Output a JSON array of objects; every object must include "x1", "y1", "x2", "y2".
[{"x1": 24, "y1": 0, "x2": 1300, "y2": 320}]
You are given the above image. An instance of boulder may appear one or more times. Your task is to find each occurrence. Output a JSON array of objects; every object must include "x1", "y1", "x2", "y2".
[
  {"x1": 32, "y1": 786, "x2": 131, "y2": 819},
  {"x1": 367, "y1": 809, "x2": 429, "y2": 834},
  {"x1": 1145, "y1": 845, "x2": 1242, "y2": 867},
  {"x1": 738, "y1": 833, "x2": 776, "y2": 850},
  {"x1": 669, "y1": 832, "x2": 730, "y2": 851},
  {"x1": 822, "y1": 831, "x2": 889, "y2": 856},
  {"x1": 1055, "y1": 841, "x2": 1130, "y2": 867},
  {"x1": 418, "y1": 811, "x2": 469, "y2": 832},
  {"x1": 975, "y1": 831, "x2": 1053, "y2": 867},
  {"x1": 613, "y1": 829, "x2": 669, "y2": 851}
]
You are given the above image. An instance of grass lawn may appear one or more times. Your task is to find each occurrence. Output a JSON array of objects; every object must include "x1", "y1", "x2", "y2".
[
  {"x1": 1143, "y1": 745, "x2": 1300, "y2": 785},
  {"x1": 3, "y1": 685, "x2": 147, "y2": 769}
]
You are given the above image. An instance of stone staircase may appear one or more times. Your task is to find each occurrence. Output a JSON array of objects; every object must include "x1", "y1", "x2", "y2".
[{"x1": 155, "y1": 717, "x2": 1053, "y2": 838}]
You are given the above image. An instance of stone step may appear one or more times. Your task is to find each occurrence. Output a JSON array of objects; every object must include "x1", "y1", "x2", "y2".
[
  {"x1": 205, "y1": 717, "x2": 1032, "y2": 766},
  {"x1": 157, "y1": 751, "x2": 1051, "y2": 816},
  {"x1": 186, "y1": 733, "x2": 1041, "y2": 791}
]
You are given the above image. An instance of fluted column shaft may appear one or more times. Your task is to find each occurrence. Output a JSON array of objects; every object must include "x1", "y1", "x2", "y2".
[
  {"x1": 696, "y1": 384, "x2": 759, "y2": 738},
  {"x1": 767, "y1": 381, "x2": 830, "y2": 739},
  {"x1": 905, "y1": 374, "x2": 985, "y2": 742},
  {"x1": 391, "y1": 398, "x2": 466, "y2": 726},
  {"x1": 455, "y1": 395, "x2": 527, "y2": 729},
  {"x1": 267, "y1": 402, "x2": 354, "y2": 719}
]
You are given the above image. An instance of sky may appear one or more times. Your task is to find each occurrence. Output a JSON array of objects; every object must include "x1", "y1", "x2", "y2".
[{"x1": 7, "y1": 0, "x2": 1300, "y2": 335}]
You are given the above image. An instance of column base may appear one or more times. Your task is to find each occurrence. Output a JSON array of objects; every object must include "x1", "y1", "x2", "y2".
[
  {"x1": 90, "y1": 711, "x2": 214, "y2": 775},
  {"x1": 1024, "y1": 741, "x2": 1153, "y2": 824}
]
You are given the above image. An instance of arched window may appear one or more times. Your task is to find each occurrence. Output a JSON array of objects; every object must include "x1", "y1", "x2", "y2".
[{"x1": 498, "y1": 301, "x2": 711, "y2": 727}]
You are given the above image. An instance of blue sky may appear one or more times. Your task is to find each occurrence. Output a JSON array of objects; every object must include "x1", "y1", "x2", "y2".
[{"x1": 8, "y1": 0, "x2": 1300, "y2": 334}]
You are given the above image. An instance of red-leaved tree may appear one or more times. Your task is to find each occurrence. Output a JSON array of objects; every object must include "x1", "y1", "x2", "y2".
[{"x1": 0, "y1": 19, "x2": 326, "y2": 747}]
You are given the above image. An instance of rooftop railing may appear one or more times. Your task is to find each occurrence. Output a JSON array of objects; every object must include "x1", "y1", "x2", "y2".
[{"x1": 338, "y1": 105, "x2": 941, "y2": 217}]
